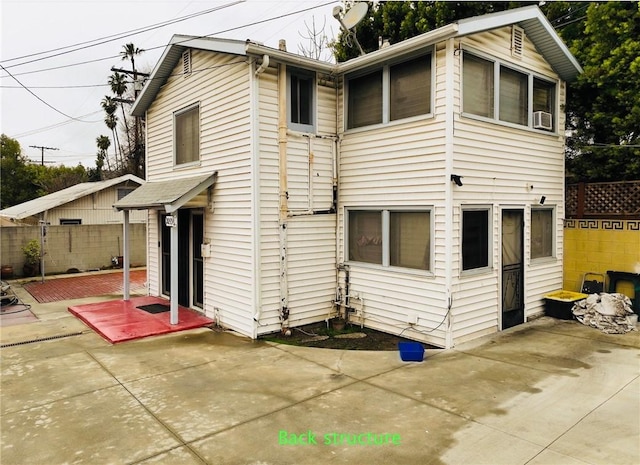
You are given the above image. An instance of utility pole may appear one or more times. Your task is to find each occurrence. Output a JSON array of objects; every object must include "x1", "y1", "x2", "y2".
[
  {"x1": 110, "y1": 66, "x2": 145, "y2": 176},
  {"x1": 29, "y1": 145, "x2": 59, "y2": 166}
]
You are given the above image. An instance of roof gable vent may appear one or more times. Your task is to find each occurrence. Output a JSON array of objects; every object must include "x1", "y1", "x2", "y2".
[
  {"x1": 511, "y1": 25, "x2": 524, "y2": 59},
  {"x1": 182, "y1": 49, "x2": 192, "y2": 77}
]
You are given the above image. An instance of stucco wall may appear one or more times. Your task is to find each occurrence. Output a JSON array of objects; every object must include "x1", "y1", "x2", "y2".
[
  {"x1": 1, "y1": 224, "x2": 146, "y2": 277},
  {"x1": 563, "y1": 219, "x2": 640, "y2": 296}
]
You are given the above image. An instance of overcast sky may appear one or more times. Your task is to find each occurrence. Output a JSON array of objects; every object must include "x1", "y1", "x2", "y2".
[{"x1": 1, "y1": 0, "x2": 340, "y2": 168}]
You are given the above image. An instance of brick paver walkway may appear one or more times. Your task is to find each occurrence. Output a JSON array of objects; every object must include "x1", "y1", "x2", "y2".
[{"x1": 23, "y1": 270, "x2": 147, "y2": 303}]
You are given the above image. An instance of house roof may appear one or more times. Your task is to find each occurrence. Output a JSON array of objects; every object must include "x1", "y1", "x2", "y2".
[
  {"x1": 113, "y1": 172, "x2": 216, "y2": 213},
  {"x1": 0, "y1": 174, "x2": 144, "y2": 220},
  {"x1": 338, "y1": 5, "x2": 582, "y2": 80},
  {"x1": 132, "y1": 5, "x2": 581, "y2": 117}
]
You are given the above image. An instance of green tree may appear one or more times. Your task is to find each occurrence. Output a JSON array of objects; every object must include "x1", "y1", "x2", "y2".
[
  {"x1": 120, "y1": 43, "x2": 145, "y2": 178},
  {"x1": 108, "y1": 71, "x2": 132, "y2": 156},
  {"x1": 330, "y1": 1, "x2": 640, "y2": 182},
  {"x1": 101, "y1": 96, "x2": 120, "y2": 169},
  {"x1": 95, "y1": 135, "x2": 111, "y2": 180},
  {"x1": 34, "y1": 165, "x2": 88, "y2": 194},
  {"x1": 564, "y1": 1, "x2": 640, "y2": 181},
  {"x1": 331, "y1": 1, "x2": 516, "y2": 62},
  {"x1": 0, "y1": 134, "x2": 40, "y2": 209}
]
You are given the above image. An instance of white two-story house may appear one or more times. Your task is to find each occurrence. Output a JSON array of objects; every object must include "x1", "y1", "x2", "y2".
[{"x1": 115, "y1": 6, "x2": 581, "y2": 348}]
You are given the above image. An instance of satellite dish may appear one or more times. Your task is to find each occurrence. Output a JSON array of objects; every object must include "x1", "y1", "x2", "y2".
[
  {"x1": 333, "y1": 2, "x2": 368, "y2": 56},
  {"x1": 342, "y1": 2, "x2": 368, "y2": 30}
]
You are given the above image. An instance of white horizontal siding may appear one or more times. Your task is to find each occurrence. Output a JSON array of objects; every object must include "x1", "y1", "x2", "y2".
[
  {"x1": 45, "y1": 188, "x2": 146, "y2": 225},
  {"x1": 346, "y1": 266, "x2": 448, "y2": 347},
  {"x1": 143, "y1": 48, "x2": 255, "y2": 337},
  {"x1": 147, "y1": 210, "x2": 160, "y2": 296},
  {"x1": 256, "y1": 64, "x2": 339, "y2": 336}
]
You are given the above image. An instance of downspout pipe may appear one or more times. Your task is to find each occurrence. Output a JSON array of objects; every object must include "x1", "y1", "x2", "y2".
[
  {"x1": 444, "y1": 38, "x2": 456, "y2": 349},
  {"x1": 251, "y1": 55, "x2": 267, "y2": 337},
  {"x1": 278, "y1": 62, "x2": 290, "y2": 331}
]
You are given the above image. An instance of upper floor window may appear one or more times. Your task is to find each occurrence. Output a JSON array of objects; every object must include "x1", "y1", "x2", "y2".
[
  {"x1": 174, "y1": 103, "x2": 200, "y2": 165},
  {"x1": 347, "y1": 53, "x2": 432, "y2": 129},
  {"x1": 463, "y1": 51, "x2": 557, "y2": 132},
  {"x1": 288, "y1": 68, "x2": 315, "y2": 132}
]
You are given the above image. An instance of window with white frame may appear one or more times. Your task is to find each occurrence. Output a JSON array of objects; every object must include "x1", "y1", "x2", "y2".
[
  {"x1": 462, "y1": 207, "x2": 491, "y2": 271},
  {"x1": 174, "y1": 104, "x2": 200, "y2": 165},
  {"x1": 347, "y1": 209, "x2": 431, "y2": 271},
  {"x1": 288, "y1": 68, "x2": 314, "y2": 132},
  {"x1": 531, "y1": 208, "x2": 554, "y2": 259},
  {"x1": 463, "y1": 51, "x2": 556, "y2": 131},
  {"x1": 347, "y1": 53, "x2": 432, "y2": 129}
]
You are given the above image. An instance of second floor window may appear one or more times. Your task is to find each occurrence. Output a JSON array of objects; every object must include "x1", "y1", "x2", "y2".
[
  {"x1": 463, "y1": 51, "x2": 557, "y2": 132},
  {"x1": 174, "y1": 104, "x2": 200, "y2": 165},
  {"x1": 347, "y1": 53, "x2": 432, "y2": 130},
  {"x1": 288, "y1": 69, "x2": 315, "y2": 132}
]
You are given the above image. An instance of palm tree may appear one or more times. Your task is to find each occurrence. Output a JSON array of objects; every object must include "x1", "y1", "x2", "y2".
[
  {"x1": 108, "y1": 72, "x2": 132, "y2": 156},
  {"x1": 101, "y1": 96, "x2": 122, "y2": 168},
  {"x1": 120, "y1": 43, "x2": 144, "y2": 90},
  {"x1": 96, "y1": 135, "x2": 111, "y2": 178},
  {"x1": 121, "y1": 43, "x2": 145, "y2": 176}
]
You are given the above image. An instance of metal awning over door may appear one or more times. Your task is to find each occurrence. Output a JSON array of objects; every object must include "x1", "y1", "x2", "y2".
[
  {"x1": 113, "y1": 172, "x2": 217, "y2": 325},
  {"x1": 113, "y1": 172, "x2": 217, "y2": 213}
]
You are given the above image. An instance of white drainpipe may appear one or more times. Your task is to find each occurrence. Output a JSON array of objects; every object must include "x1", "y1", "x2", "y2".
[
  {"x1": 444, "y1": 38, "x2": 456, "y2": 349},
  {"x1": 251, "y1": 55, "x2": 267, "y2": 337}
]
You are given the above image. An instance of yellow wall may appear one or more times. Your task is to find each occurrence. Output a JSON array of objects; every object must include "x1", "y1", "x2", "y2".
[{"x1": 564, "y1": 219, "x2": 640, "y2": 298}]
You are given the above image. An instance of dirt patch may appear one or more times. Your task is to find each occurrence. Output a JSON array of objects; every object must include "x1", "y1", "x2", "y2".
[{"x1": 261, "y1": 321, "x2": 435, "y2": 351}]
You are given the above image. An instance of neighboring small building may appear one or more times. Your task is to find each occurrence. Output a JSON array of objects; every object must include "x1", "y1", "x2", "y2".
[
  {"x1": 1, "y1": 174, "x2": 147, "y2": 276},
  {"x1": 116, "y1": 6, "x2": 581, "y2": 347},
  {"x1": 0, "y1": 174, "x2": 145, "y2": 225}
]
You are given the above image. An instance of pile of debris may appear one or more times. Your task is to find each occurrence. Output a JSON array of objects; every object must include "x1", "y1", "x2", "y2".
[{"x1": 572, "y1": 293, "x2": 637, "y2": 334}]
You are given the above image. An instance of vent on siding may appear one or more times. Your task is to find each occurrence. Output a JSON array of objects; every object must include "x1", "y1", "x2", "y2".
[
  {"x1": 182, "y1": 49, "x2": 192, "y2": 77},
  {"x1": 511, "y1": 25, "x2": 524, "y2": 59}
]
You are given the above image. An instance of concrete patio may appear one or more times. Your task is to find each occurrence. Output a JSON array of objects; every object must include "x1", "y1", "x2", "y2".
[{"x1": 1, "y1": 276, "x2": 639, "y2": 465}]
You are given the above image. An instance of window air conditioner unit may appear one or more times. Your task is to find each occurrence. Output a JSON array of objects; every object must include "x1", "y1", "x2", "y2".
[{"x1": 533, "y1": 111, "x2": 553, "y2": 130}]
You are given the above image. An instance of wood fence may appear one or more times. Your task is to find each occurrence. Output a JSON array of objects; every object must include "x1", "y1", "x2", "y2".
[{"x1": 566, "y1": 180, "x2": 640, "y2": 219}]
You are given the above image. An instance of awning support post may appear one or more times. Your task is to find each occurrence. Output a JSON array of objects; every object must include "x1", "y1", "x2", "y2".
[
  {"x1": 170, "y1": 213, "x2": 178, "y2": 325},
  {"x1": 123, "y1": 210, "x2": 130, "y2": 300}
]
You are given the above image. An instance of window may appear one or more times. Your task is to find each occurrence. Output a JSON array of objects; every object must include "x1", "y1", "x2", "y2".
[
  {"x1": 60, "y1": 219, "x2": 81, "y2": 225},
  {"x1": 463, "y1": 51, "x2": 556, "y2": 131},
  {"x1": 174, "y1": 104, "x2": 199, "y2": 165},
  {"x1": 288, "y1": 69, "x2": 314, "y2": 132},
  {"x1": 463, "y1": 54, "x2": 494, "y2": 118},
  {"x1": 390, "y1": 211, "x2": 431, "y2": 270},
  {"x1": 348, "y1": 71, "x2": 383, "y2": 129},
  {"x1": 462, "y1": 208, "x2": 490, "y2": 271},
  {"x1": 499, "y1": 66, "x2": 528, "y2": 125},
  {"x1": 347, "y1": 53, "x2": 432, "y2": 129},
  {"x1": 348, "y1": 209, "x2": 431, "y2": 271},
  {"x1": 533, "y1": 77, "x2": 554, "y2": 114},
  {"x1": 390, "y1": 56, "x2": 431, "y2": 121},
  {"x1": 117, "y1": 187, "x2": 135, "y2": 200},
  {"x1": 531, "y1": 208, "x2": 554, "y2": 259},
  {"x1": 348, "y1": 210, "x2": 382, "y2": 265}
]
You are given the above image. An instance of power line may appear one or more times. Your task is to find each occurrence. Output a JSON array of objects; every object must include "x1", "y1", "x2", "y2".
[
  {"x1": 10, "y1": 111, "x2": 104, "y2": 138},
  {"x1": 0, "y1": 64, "x2": 93, "y2": 122},
  {"x1": 29, "y1": 145, "x2": 59, "y2": 166},
  {"x1": 0, "y1": 1, "x2": 245, "y2": 69},
  {"x1": 1, "y1": 1, "x2": 335, "y2": 79}
]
